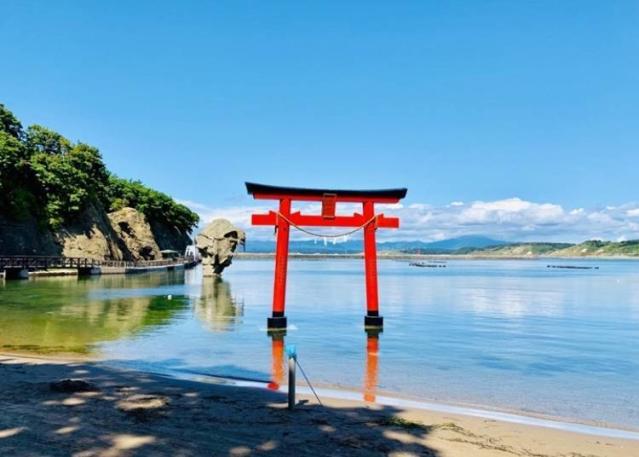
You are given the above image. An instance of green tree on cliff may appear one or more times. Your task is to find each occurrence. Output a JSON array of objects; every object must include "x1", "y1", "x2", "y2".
[
  {"x1": 105, "y1": 176, "x2": 199, "y2": 234},
  {"x1": 27, "y1": 127, "x2": 110, "y2": 227},
  {"x1": 26, "y1": 125, "x2": 72, "y2": 155},
  {"x1": 0, "y1": 103, "x2": 198, "y2": 232},
  {"x1": 0, "y1": 103, "x2": 24, "y2": 139},
  {"x1": 0, "y1": 105, "x2": 33, "y2": 217}
]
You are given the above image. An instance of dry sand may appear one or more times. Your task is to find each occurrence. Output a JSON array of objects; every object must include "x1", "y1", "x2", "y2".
[{"x1": 0, "y1": 354, "x2": 637, "y2": 457}]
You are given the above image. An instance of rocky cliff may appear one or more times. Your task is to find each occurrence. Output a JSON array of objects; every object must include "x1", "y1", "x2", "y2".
[
  {"x1": 108, "y1": 207, "x2": 161, "y2": 260},
  {"x1": 0, "y1": 205, "x2": 190, "y2": 261},
  {"x1": 0, "y1": 103, "x2": 199, "y2": 258},
  {"x1": 58, "y1": 203, "x2": 125, "y2": 260},
  {"x1": 149, "y1": 220, "x2": 193, "y2": 254},
  {"x1": 0, "y1": 213, "x2": 59, "y2": 255}
]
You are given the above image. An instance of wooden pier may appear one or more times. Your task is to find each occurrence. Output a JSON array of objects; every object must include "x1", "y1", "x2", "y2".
[{"x1": 0, "y1": 255, "x2": 198, "y2": 279}]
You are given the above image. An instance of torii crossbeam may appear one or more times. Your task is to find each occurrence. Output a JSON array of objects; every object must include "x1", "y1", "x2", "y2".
[{"x1": 246, "y1": 182, "x2": 407, "y2": 331}]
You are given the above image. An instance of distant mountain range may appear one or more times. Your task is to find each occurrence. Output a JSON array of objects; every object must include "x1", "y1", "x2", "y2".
[
  {"x1": 243, "y1": 236, "x2": 639, "y2": 257},
  {"x1": 245, "y1": 235, "x2": 507, "y2": 254}
]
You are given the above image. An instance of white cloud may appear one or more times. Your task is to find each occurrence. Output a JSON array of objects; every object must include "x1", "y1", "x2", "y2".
[
  {"x1": 458, "y1": 198, "x2": 564, "y2": 225},
  {"x1": 179, "y1": 198, "x2": 639, "y2": 243},
  {"x1": 177, "y1": 200, "x2": 269, "y2": 230}
]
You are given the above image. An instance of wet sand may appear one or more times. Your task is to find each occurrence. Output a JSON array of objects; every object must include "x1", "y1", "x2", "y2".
[{"x1": 1, "y1": 354, "x2": 637, "y2": 457}]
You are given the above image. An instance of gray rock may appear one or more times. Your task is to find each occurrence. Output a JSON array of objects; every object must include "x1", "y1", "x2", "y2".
[
  {"x1": 108, "y1": 207, "x2": 161, "y2": 260},
  {"x1": 50, "y1": 379, "x2": 98, "y2": 393},
  {"x1": 58, "y1": 203, "x2": 125, "y2": 260},
  {"x1": 195, "y1": 219, "x2": 245, "y2": 276}
]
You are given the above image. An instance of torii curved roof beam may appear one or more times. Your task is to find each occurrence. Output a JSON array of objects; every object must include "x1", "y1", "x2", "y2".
[{"x1": 246, "y1": 182, "x2": 407, "y2": 203}]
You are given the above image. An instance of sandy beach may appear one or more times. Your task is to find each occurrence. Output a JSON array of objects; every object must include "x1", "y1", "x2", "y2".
[{"x1": 1, "y1": 355, "x2": 637, "y2": 457}]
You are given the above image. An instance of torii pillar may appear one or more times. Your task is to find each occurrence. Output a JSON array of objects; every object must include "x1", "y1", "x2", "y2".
[{"x1": 246, "y1": 182, "x2": 407, "y2": 331}]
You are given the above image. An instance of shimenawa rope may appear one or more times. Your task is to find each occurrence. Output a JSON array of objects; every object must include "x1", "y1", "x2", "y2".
[
  {"x1": 295, "y1": 358, "x2": 323, "y2": 406},
  {"x1": 275, "y1": 211, "x2": 378, "y2": 238}
]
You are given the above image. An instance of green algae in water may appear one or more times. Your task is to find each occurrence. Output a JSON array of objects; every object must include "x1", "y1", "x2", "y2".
[{"x1": 0, "y1": 274, "x2": 189, "y2": 355}]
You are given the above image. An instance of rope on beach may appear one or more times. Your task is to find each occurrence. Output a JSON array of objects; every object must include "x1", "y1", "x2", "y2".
[
  {"x1": 295, "y1": 358, "x2": 323, "y2": 406},
  {"x1": 275, "y1": 211, "x2": 378, "y2": 238}
]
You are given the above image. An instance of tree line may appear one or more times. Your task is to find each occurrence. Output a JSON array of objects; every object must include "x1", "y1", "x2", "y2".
[{"x1": 0, "y1": 103, "x2": 199, "y2": 233}]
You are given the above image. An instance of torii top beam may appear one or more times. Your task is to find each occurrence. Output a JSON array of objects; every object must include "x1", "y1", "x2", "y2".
[{"x1": 245, "y1": 182, "x2": 407, "y2": 204}]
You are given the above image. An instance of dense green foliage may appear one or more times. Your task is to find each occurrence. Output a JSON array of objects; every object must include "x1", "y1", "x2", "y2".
[
  {"x1": 0, "y1": 103, "x2": 198, "y2": 232},
  {"x1": 104, "y1": 176, "x2": 199, "y2": 232}
]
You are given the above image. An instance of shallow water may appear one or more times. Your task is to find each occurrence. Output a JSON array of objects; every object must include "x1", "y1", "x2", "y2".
[{"x1": 1, "y1": 258, "x2": 638, "y2": 429}]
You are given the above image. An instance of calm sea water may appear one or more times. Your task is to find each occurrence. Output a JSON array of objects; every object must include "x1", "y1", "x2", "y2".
[{"x1": 1, "y1": 258, "x2": 638, "y2": 429}]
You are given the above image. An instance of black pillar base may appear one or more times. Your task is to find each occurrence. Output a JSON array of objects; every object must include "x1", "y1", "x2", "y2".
[
  {"x1": 267, "y1": 316, "x2": 287, "y2": 331},
  {"x1": 364, "y1": 315, "x2": 383, "y2": 329}
]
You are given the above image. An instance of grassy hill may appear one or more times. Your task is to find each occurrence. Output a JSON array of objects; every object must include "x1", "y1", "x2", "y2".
[
  {"x1": 549, "y1": 240, "x2": 639, "y2": 257},
  {"x1": 246, "y1": 238, "x2": 639, "y2": 258},
  {"x1": 459, "y1": 243, "x2": 572, "y2": 257},
  {"x1": 401, "y1": 240, "x2": 639, "y2": 258}
]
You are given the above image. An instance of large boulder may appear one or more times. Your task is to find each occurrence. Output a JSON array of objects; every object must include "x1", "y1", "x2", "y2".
[
  {"x1": 195, "y1": 219, "x2": 245, "y2": 276},
  {"x1": 108, "y1": 207, "x2": 161, "y2": 260}
]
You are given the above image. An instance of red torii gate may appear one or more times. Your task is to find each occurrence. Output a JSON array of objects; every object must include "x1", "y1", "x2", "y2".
[{"x1": 246, "y1": 182, "x2": 407, "y2": 331}]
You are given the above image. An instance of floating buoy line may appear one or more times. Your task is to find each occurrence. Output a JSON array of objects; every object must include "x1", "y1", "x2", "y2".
[{"x1": 409, "y1": 262, "x2": 447, "y2": 268}]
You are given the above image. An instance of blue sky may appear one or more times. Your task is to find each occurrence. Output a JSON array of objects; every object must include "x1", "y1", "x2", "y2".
[{"x1": 2, "y1": 1, "x2": 638, "y2": 241}]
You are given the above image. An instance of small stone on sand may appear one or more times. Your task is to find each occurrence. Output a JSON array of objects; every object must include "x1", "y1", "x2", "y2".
[{"x1": 50, "y1": 379, "x2": 97, "y2": 393}]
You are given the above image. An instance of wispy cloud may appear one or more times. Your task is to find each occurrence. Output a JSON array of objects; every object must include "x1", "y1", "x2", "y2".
[
  {"x1": 178, "y1": 198, "x2": 639, "y2": 243},
  {"x1": 178, "y1": 200, "x2": 270, "y2": 229}
]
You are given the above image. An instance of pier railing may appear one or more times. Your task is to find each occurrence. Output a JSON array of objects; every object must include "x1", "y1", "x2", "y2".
[
  {"x1": 0, "y1": 256, "x2": 101, "y2": 270},
  {"x1": 100, "y1": 257, "x2": 191, "y2": 268},
  {"x1": 0, "y1": 255, "x2": 196, "y2": 270}
]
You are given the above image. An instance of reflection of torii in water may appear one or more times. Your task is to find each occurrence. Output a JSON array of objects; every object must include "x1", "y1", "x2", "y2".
[
  {"x1": 267, "y1": 330, "x2": 381, "y2": 403},
  {"x1": 364, "y1": 329, "x2": 381, "y2": 402},
  {"x1": 268, "y1": 333, "x2": 285, "y2": 390}
]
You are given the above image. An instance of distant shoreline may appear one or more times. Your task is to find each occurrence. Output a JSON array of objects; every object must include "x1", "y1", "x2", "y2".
[{"x1": 235, "y1": 252, "x2": 639, "y2": 261}]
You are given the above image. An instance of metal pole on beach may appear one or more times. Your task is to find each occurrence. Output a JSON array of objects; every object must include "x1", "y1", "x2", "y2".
[{"x1": 287, "y1": 345, "x2": 296, "y2": 410}]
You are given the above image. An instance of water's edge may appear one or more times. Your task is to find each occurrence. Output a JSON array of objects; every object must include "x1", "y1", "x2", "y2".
[{"x1": 136, "y1": 363, "x2": 639, "y2": 442}]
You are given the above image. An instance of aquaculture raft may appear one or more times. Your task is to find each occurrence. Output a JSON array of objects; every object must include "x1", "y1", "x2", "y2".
[{"x1": 246, "y1": 182, "x2": 407, "y2": 331}]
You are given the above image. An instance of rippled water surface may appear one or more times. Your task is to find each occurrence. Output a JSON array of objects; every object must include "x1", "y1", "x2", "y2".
[{"x1": 1, "y1": 258, "x2": 638, "y2": 429}]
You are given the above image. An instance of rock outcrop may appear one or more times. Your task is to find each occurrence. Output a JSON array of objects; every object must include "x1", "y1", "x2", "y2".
[
  {"x1": 0, "y1": 213, "x2": 59, "y2": 255},
  {"x1": 58, "y1": 203, "x2": 124, "y2": 260},
  {"x1": 195, "y1": 219, "x2": 245, "y2": 276},
  {"x1": 0, "y1": 204, "x2": 190, "y2": 261},
  {"x1": 108, "y1": 207, "x2": 161, "y2": 260},
  {"x1": 149, "y1": 220, "x2": 192, "y2": 254}
]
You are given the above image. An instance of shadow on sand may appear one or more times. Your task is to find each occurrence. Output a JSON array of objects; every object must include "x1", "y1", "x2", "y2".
[{"x1": 0, "y1": 358, "x2": 440, "y2": 456}]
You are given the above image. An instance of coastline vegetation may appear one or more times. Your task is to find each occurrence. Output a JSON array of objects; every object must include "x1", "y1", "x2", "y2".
[
  {"x1": 0, "y1": 103, "x2": 198, "y2": 232},
  {"x1": 400, "y1": 240, "x2": 639, "y2": 257}
]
